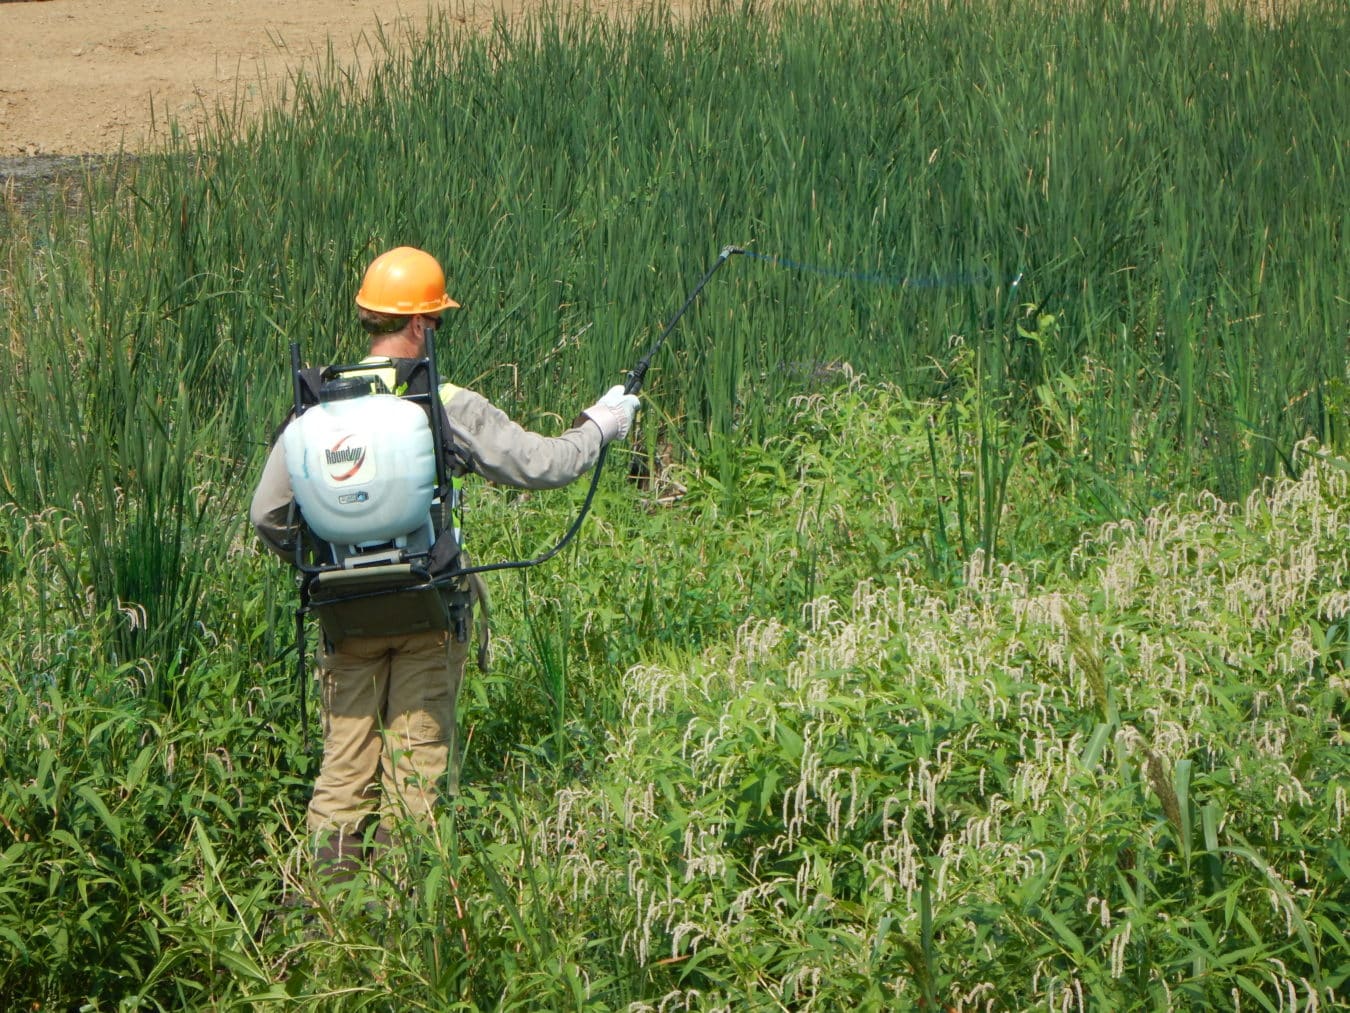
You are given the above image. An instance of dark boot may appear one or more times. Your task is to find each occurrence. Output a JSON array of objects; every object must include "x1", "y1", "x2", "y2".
[
  {"x1": 314, "y1": 829, "x2": 365, "y2": 889},
  {"x1": 369, "y1": 822, "x2": 394, "y2": 859},
  {"x1": 367, "y1": 823, "x2": 399, "y2": 885},
  {"x1": 364, "y1": 822, "x2": 421, "y2": 916}
]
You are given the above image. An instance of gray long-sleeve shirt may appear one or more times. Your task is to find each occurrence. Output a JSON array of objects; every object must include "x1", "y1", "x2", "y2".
[{"x1": 249, "y1": 361, "x2": 604, "y2": 560}]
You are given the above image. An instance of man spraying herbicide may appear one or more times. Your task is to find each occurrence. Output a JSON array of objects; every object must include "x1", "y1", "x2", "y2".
[{"x1": 249, "y1": 245, "x2": 639, "y2": 885}]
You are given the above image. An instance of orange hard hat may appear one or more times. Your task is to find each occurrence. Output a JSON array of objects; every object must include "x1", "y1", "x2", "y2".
[{"x1": 355, "y1": 246, "x2": 461, "y2": 315}]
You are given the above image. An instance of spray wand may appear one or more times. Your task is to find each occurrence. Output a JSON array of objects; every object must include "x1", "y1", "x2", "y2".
[
  {"x1": 449, "y1": 244, "x2": 745, "y2": 579},
  {"x1": 623, "y1": 244, "x2": 745, "y2": 396}
]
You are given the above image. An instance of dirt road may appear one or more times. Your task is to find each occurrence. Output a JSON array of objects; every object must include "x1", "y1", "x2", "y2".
[{"x1": 0, "y1": 0, "x2": 694, "y2": 157}]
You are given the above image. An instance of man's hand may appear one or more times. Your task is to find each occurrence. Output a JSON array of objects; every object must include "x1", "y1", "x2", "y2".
[{"x1": 581, "y1": 385, "x2": 641, "y2": 444}]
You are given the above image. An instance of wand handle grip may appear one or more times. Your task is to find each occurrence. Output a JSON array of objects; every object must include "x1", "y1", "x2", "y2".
[{"x1": 624, "y1": 361, "x2": 649, "y2": 396}]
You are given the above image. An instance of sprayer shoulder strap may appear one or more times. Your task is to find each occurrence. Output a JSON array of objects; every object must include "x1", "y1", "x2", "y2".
[{"x1": 385, "y1": 357, "x2": 476, "y2": 476}]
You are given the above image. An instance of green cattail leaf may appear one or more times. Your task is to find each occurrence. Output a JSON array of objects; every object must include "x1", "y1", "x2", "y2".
[
  {"x1": 1202, "y1": 802, "x2": 1221, "y2": 853},
  {"x1": 1174, "y1": 757, "x2": 1193, "y2": 862},
  {"x1": 1079, "y1": 721, "x2": 1113, "y2": 773}
]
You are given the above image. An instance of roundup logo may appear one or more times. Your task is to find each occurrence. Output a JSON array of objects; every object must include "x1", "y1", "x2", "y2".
[{"x1": 324, "y1": 435, "x2": 367, "y2": 481}]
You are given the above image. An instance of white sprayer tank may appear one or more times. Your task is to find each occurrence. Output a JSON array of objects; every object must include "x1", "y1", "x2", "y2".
[{"x1": 283, "y1": 389, "x2": 436, "y2": 549}]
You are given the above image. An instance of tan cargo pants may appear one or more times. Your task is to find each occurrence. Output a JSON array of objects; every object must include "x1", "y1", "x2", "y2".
[{"x1": 306, "y1": 627, "x2": 469, "y2": 834}]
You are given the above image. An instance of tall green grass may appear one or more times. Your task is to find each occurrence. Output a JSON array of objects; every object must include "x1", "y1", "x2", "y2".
[{"x1": 7, "y1": 0, "x2": 1346, "y2": 481}]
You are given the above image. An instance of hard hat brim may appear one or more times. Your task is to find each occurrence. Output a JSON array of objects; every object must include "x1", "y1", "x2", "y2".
[{"x1": 355, "y1": 292, "x2": 461, "y2": 314}]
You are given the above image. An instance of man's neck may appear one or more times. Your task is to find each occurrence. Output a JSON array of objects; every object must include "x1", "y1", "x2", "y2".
[{"x1": 368, "y1": 333, "x2": 423, "y2": 359}]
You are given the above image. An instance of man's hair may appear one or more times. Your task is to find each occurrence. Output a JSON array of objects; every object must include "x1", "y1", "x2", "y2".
[{"x1": 358, "y1": 306, "x2": 412, "y2": 336}]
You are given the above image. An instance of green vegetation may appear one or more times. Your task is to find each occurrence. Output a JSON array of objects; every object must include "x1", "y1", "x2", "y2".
[{"x1": 1, "y1": 1, "x2": 1346, "y2": 1008}]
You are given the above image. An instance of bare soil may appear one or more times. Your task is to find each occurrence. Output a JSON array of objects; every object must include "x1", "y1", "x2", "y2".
[{"x1": 0, "y1": 0, "x2": 695, "y2": 158}]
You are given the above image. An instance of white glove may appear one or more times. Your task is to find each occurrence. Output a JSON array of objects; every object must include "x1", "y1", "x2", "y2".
[{"x1": 581, "y1": 385, "x2": 641, "y2": 444}]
